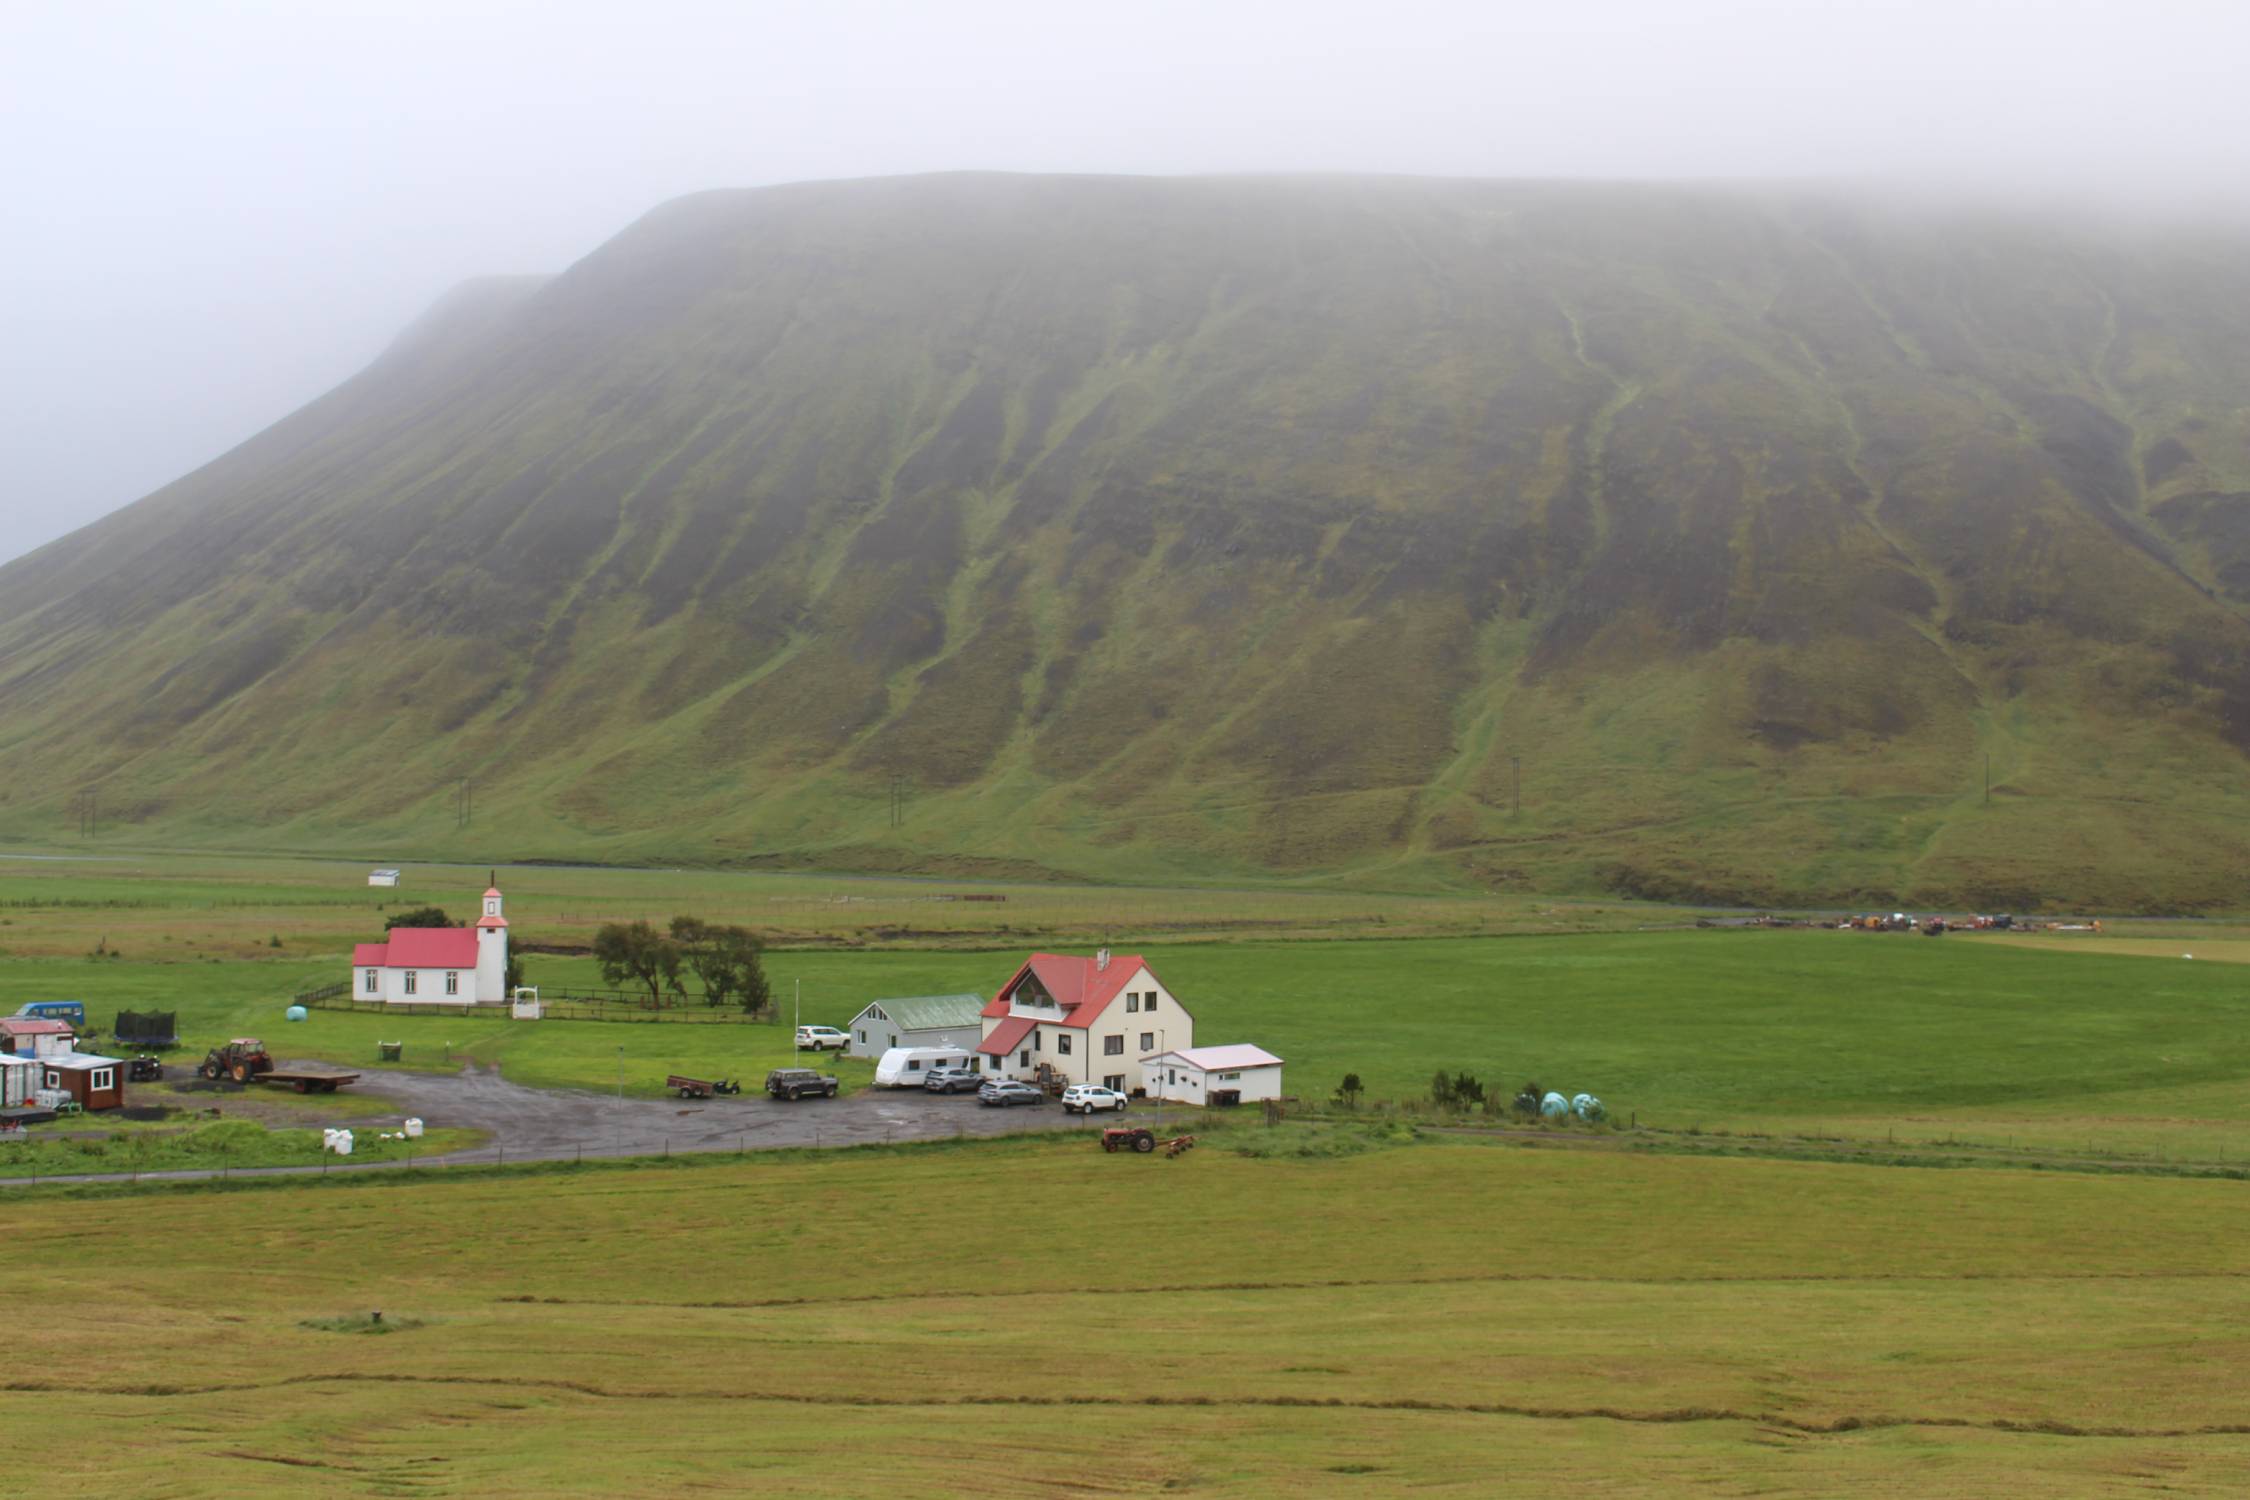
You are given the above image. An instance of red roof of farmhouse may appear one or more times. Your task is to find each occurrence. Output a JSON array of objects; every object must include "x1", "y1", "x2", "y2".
[
  {"x1": 353, "y1": 928, "x2": 481, "y2": 969},
  {"x1": 977, "y1": 953, "x2": 1156, "y2": 1031}
]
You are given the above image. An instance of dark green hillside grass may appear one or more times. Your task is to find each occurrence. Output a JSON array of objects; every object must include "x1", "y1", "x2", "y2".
[{"x1": 4, "y1": 177, "x2": 2250, "y2": 903}]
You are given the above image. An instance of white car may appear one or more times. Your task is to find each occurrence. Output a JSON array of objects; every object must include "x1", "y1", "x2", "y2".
[
  {"x1": 1061, "y1": 1084, "x2": 1129, "y2": 1115},
  {"x1": 794, "y1": 1025, "x2": 849, "y2": 1051}
]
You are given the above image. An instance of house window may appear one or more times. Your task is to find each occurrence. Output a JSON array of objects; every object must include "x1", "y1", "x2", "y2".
[
  {"x1": 1033, "y1": 1031, "x2": 1042, "y2": 1051},
  {"x1": 45, "y1": 1071, "x2": 59, "y2": 1089},
  {"x1": 1144, "y1": 995, "x2": 1158, "y2": 1013},
  {"x1": 445, "y1": 971, "x2": 459, "y2": 996},
  {"x1": 1105, "y1": 1074, "x2": 1126, "y2": 1091},
  {"x1": 1140, "y1": 1033, "x2": 1154, "y2": 1052},
  {"x1": 404, "y1": 972, "x2": 418, "y2": 996},
  {"x1": 1057, "y1": 1034, "x2": 1072, "y2": 1055},
  {"x1": 1104, "y1": 1035, "x2": 1123, "y2": 1055},
  {"x1": 363, "y1": 969, "x2": 378, "y2": 994},
  {"x1": 92, "y1": 1068, "x2": 114, "y2": 1091},
  {"x1": 856, "y1": 1030, "x2": 866, "y2": 1043},
  {"x1": 1019, "y1": 1050, "x2": 1030, "y2": 1067},
  {"x1": 1127, "y1": 994, "x2": 1139, "y2": 1013},
  {"x1": 1221, "y1": 1071, "x2": 1241, "y2": 1081}
]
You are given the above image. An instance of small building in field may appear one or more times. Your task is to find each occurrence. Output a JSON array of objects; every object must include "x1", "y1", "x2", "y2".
[
  {"x1": 42, "y1": 1053, "x2": 125, "y2": 1111},
  {"x1": 0, "y1": 1017, "x2": 78, "y2": 1060},
  {"x1": 368, "y1": 869, "x2": 401, "y2": 888},
  {"x1": 1141, "y1": 1045, "x2": 1285, "y2": 1107},
  {"x1": 846, "y1": 994, "x2": 986, "y2": 1059},
  {"x1": 976, "y1": 951, "x2": 1193, "y2": 1096},
  {"x1": 0, "y1": 1054, "x2": 38, "y2": 1107},
  {"x1": 350, "y1": 885, "x2": 510, "y2": 1005}
]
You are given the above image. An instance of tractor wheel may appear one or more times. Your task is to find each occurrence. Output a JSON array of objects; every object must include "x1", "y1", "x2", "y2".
[
  {"x1": 293, "y1": 1080, "x2": 310, "y2": 1094},
  {"x1": 232, "y1": 1063, "x2": 249, "y2": 1084},
  {"x1": 1133, "y1": 1133, "x2": 1156, "y2": 1153},
  {"x1": 199, "y1": 1063, "x2": 219, "y2": 1081}
]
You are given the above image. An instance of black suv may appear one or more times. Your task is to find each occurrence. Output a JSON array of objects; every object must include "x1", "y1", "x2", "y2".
[{"x1": 765, "y1": 1068, "x2": 838, "y2": 1101}]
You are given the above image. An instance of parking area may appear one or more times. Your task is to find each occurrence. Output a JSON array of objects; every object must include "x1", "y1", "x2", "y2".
[{"x1": 353, "y1": 1063, "x2": 1118, "y2": 1162}]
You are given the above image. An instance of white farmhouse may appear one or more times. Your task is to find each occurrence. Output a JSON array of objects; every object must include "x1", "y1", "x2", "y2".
[
  {"x1": 976, "y1": 950, "x2": 1191, "y2": 1096},
  {"x1": 1142, "y1": 1044, "x2": 1285, "y2": 1106},
  {"x1": 351, "y1": 884, "x2": 509, "y2": 1005}
]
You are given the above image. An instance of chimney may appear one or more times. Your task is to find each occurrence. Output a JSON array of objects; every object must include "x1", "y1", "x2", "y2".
[{"x1": 1095, "y1": 947, "x2": 1110, "y2": 971}]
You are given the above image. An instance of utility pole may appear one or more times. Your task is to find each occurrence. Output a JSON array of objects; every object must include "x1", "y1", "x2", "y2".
[{"x1": 794, "y1": 977, "x2": 802, "y2": 1045}]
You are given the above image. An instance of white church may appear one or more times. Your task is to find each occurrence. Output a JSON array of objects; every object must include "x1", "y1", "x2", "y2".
[{"x1": 351, "y1": 883, "x2": 510, "y2": 1005}]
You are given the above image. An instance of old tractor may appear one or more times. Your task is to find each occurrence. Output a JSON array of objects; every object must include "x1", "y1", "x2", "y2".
[{"x1": 198, "y1": 1038, "x2": 275, "y2": 1084}]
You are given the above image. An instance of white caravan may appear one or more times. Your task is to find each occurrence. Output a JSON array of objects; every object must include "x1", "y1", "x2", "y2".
[{"x1": 873, "y1": 1045, "x2": 971, "y2": 1088}]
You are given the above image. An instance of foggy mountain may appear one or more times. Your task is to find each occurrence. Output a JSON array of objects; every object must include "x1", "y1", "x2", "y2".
[{"x1": 5, "y1": 172, "x2": 2250, "y2": 906}]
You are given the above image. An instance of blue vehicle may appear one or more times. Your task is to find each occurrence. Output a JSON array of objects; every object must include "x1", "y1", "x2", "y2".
[{"x1": 15, "y1": 1000, "x2": 85, "y2": 1027}]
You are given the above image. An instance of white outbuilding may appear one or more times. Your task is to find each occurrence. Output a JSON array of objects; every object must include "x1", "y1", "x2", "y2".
[
  {"x1": 846, "y1": 994, "x2": 986, "y2": 1059},
  {"x1": 1141, "y1": 1045, "x2": 1285, "y2": 1107},
  {"x1": 368, "y1": 869, "x2": 401, "y2": 888}
]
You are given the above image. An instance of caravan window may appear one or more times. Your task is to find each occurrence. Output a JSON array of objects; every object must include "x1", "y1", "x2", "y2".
[{"x1": 907, "y1": 1059, "x2": 922, "y2": 1071}]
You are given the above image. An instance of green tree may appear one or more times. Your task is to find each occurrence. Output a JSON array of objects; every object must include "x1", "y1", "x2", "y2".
[
  {"x1": 592, "y1": 920, "x2": 679, "y2": 1006},
  {"x1": 1430, "y1": 1069, "x2": 1456, "y2": 1109},
  {"x1": 1334, "y1": 1072, "x2": 1365, "y2": 1111},
  {"x1": 669, "y1": 917, "x2": 772, "y2": 1014},
  {"x1": 383, "y1": 906, "x2": 455, "y2": 930}
]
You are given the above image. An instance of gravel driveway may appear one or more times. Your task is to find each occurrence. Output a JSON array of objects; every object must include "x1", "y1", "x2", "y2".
[
  {"x1": 0, "y1": 1063, "x2": 1123, "y2": 1186},
  {"x1": 355, "y1": 1063, "x2": 1105, "y2": 1161}
]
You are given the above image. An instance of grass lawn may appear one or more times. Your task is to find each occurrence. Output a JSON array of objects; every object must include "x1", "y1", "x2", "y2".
[
  {"x1": 0, "y1": 1119, "x2": 482, "y2": 1176},
  {"x1": 3, "y1": 1137, "x2": 2248, "y2": 1495}
]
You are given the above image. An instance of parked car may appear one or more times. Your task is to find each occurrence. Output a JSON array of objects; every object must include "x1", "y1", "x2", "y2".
[
  {"x1": 977, "y1": 1078, "x2": 1045, "y2": 1108},
  {"x1": 794, "y1": 1026, "x2": 849, "y2": 1051},
  {"x1": 1061, "y1": 1084, "x2": 1129, "y2": 1115},
  {"x1": 765, "y1": 1068, "x2": 838, "y2": 1100},
  {"x1": 875, "y1": 1045, "x2": 971, "y2": 1087},
  {"x1": 922, "y1": 1065, "x2": 981, "y2": 1094}
]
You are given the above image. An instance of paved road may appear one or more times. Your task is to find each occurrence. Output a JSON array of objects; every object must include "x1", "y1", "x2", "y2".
[{"x1": 0, "y1": 1064, "x2": 1117, "y2": 1188}]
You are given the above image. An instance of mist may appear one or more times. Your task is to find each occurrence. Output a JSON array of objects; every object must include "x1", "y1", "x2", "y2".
[{"x1": 4, "y1": 0, "x2": 2246, "y2": 567}]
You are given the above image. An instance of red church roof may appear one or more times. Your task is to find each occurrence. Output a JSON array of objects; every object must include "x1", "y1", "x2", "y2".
[
  {"x1": 980, "y1": 953, "x2": 1155, "y2": 1031},
  {"x1": 355, "y1": 928, "x2": 480, "y2": 969}
]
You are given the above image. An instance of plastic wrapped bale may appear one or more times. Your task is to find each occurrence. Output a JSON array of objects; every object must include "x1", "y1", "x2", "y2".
[
  {"x1": 403, "y1": 1117, "x2": 424, "y2": 1139},
  {"x1": 332, "y1": 1129, "x2": 353, "y2": 1156},
  {"x1": 1572, "y1": 1093, "x2": 1605, "y2": 1122},
  {"x1": 1540, "y1": 1091, "x2": 1570, "y2": 1118},
  {"x1": 285, "y1": 1005, "x2": 308, "y2": 1022}
]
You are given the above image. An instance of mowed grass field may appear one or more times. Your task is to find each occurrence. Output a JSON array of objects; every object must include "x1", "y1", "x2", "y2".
[{"x1": 5, "y1": 1138, "x2": 2250, "y2": 1497}]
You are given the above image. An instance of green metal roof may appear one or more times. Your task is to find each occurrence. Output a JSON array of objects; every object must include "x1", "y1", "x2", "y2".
[{"x1": 854, "y1": 993, "x2": 986, "y2": 1032}]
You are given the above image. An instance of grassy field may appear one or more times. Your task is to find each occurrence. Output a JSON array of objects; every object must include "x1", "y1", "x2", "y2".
[
  {"x1": 4, "y1": 1135, "x2": 2248, "y2": 1496},
  {"x1": 4, "y1": 851, "x2": 2248, "y2": 1164}
]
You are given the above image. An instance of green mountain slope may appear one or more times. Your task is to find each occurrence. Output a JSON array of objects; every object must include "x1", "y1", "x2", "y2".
[{"x1": 5, "y1": 174, "x2": 2250, "y2": 906}]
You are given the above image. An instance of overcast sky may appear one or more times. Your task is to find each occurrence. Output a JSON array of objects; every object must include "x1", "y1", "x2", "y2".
[{"x1": 4, "y1": 0, "x2": 2246, "y2": 566}]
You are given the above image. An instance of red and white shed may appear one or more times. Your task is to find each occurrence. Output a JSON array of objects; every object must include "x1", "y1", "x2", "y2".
[{"x1": 0, "y1": 1017, "x2": 77, "y2": 1059}]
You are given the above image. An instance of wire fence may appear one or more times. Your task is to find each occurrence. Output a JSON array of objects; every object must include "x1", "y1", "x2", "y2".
[{"x1": 296, "y1": 991, "x2": 775, "y2": 1024}]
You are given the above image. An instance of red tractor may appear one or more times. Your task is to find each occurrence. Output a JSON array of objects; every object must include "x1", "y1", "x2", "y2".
[
  {"x1": 198, "y1": 1038, "x2": 274, "y2": 1084},
  {"x1": 1100, "y1": 1127, "x2": 1196, "y2": 1157}
]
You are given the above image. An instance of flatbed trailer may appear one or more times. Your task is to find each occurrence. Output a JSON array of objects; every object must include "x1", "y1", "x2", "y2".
[{"x1": 256, "y1": 1068, "x2": 361, "y2": 1095}]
